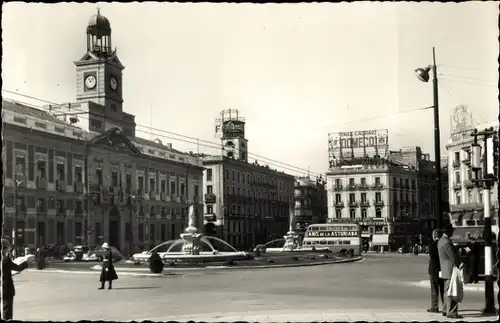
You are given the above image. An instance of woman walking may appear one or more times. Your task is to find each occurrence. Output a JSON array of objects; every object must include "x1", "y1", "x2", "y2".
[{"x1": 99, "y1": 243, "x2": 118, "y2": 290}]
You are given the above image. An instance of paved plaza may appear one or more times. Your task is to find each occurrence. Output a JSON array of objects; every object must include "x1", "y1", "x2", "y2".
[{"x1": 15, "y1": 255, "x2": 498, "y2": 322}]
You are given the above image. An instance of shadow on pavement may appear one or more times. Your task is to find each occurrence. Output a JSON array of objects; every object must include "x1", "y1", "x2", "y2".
[
  {"x1": 111, "y1": 286, "x2": 161, "y2": 290},
  {"x1": 459, "y1": 309, "x2": 497, "y2": 319}
]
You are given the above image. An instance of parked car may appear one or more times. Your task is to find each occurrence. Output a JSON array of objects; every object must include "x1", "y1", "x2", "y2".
[
  {"x1": 63, "y1": 245, "x2": 93, "y2": 262},
  {"x1": 92, "y1": 246, "x2": 125, "y2": 262}
]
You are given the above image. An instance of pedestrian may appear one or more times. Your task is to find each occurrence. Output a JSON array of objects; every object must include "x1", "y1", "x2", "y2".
[
  {"x1": 437, "y1": 223, "x2": 463, "y2": 319},
  {"x1": 98, "y1": 243, "x2": 118, "y2": 290},
  {"x1": 1, "y1": 238, "x2": 29, "y2": 320},
  {"x1": 427, "y1": 229, "x2": 445, "y2": 314}
]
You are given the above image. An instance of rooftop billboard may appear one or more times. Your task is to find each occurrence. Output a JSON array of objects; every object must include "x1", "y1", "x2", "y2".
[{"x1": 328, "y1": 129, "x2": 389, "y2": 168}]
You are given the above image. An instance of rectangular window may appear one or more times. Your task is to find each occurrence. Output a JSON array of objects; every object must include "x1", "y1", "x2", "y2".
[
  {"x1": 335, "y1": 194, "x2": 341, "y2": 203},
  {"x1": 96, "y1": 168, "x2": 103, "y2": 185},
  {"x1": 170, "y1": 181, "x2": 176, "y2": 195},
  {"x1": 207, "y1": 205, "x2": 213, "y2": 214},
  {"x1": 206, "y1": 169, "x2": 213, "y2": 181},
  {"x1": 111, "y1": 171, "x2": 118, "y2": 186},
  {"x1": 138, "y1": 176, "x2": 144, "y2": 193},
  {"x1": 375, "y1": 192, "x2": 382, "y2": 202},
  {"x1": 361, "y1": 193, "x2": 367, "y2": 202},
  {"x1": 56, "y1": 162, "x2": 65, "y2": 181},
  {"x1": 180, "y1": 183, "x2": 185, "y2": 196},
  {"x1": 207, "y1": 185, "x2": 213, "y2": 194},
  {"x1": 375, "y1": 177, "x2": 381, "y2": 185},
  {"x1": 160, "y1": 179, "x2": 166, "y2": 193},
  {"x1": 360, "y1": 178, "x2": 366, "y2": 185},
  {"x1": 74, "y1": 166, "x2": 82, "y2": 182},
  {"x1": 336, "y1": 209, "x2": 342, "y2": 218},
  {"x1": 349, "y1": 193, "x2": 355, "y2": 203}
]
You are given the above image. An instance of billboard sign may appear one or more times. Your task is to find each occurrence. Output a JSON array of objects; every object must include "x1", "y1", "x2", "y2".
[
  {"x1": 220, "y1": 120, "x2": 245, "y2": 138},
  {"x1": 328, "y1": 129, "x2": 389, "y2": 168}
]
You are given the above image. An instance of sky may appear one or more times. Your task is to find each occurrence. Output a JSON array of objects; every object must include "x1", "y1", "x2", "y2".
[{"x1": 2, "y1": 2, "x2": 498, "y2": 177}]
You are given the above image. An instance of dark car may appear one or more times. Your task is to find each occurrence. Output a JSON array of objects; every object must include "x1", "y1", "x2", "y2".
[{"x1": 92, "y1": 246, "x2": 125, "y2": 262}]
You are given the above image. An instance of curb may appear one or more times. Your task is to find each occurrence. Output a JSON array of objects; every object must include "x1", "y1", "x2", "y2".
[
  {"x1": 409, "y1": 280, "x2": 500, "y2": 292},
  {"x1": 33, "y1": 257, "x2": 363, "y2": 275},
  {"x1": 90, "y1": 256, "x2": 362, "y2": 271}
]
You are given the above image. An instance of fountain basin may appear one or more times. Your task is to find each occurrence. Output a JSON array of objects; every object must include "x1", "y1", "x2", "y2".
[
  {"x1": 264, "y1": 246, "x2": 330, "y2": 253},
  {"x1": 132, "y1": 251, "x2": 250, "y2": 264}
]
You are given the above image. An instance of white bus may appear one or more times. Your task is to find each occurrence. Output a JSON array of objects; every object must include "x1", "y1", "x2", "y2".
[{"x1": 301, "y1": 223, "x2": 362, "y2": 256}]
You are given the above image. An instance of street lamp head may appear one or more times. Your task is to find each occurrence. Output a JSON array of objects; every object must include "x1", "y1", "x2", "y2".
[{"x1": 415, "y1": 67, "x2": 431, "y2": 83}]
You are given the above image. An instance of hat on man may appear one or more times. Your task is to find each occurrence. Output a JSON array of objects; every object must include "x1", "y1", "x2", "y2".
[
  {"x1": 102, "y1": 242, "x2": 110, "y2": 249},
  {"x1": 442, "y1": 223, "x2": 454, "y2": 232},
  {"x1": 432, "y1": 229, "x2": 442, "y2": 239}
]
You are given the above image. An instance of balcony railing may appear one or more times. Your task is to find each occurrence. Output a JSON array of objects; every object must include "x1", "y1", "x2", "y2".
[
  {"x1": 453, "y1": 183, "x2": 462, "y2": 190},
  {"x1": 359, "y1": 184, "x2": 370, "y2": 191},
  {"x1": 56, "y1": 179, "x2": 66, "y2": 192},
  {"x1": 462, "y1": 156, "x2": 471, "y2": 164},
  {"x1": 74, "y1": 181, "x2": 84, "y2": 193},
  {"x1": 36, "y1": 177, "x2": 47, "y2": 189},
  {"x1": 374, "y1": 200, "x2": 385, "y2": 207},
  {"x1": 371, "y1": 183, "x2": 384, "y2": 190},
  {"x1": 348, "y1": 201, "x2": 359, "y2": 207},
  {"x1": 332, "y1": 185, "x2": 344, "y2": 191},
  {"x1": 464, "y1": 180, "x2": 474, "y2": 188},
  {"x1": 346, "y1": 184, "x2": 358, "y2": 191},
  {"x1": 205, "y1": 193, "x2": 216, "y2": 203},
  {"x1": 334, "y1": 202, "x2": 344, "y2": 208},
  {"x1": 160, "y1": 192, "x2": 169, "y2": 202},
  {"x1": 359, "y1": 200, "x2": 370, "y2": 207},
  {"x1": 452, "y1": 160, "x2": 461, "y2": 168}
]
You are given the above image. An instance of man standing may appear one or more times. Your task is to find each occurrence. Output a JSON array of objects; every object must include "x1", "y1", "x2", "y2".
[
  {"x1": 1, "y1": 238, "x2": 29, "y2": 320},
  {"x1": 427, "y1": 229, "x2": 444, "y2": 313},
  {"x1": 437, "y1": 223, "x2": 462, "y2": 319}
]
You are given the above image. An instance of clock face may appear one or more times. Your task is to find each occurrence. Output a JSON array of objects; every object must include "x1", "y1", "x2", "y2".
[
  {"x1": 110, "y1": 77, "x2": 118, "y2": 91},
  {"x1": 85, "y1": 75, "x2": 97, "y2": 90}
]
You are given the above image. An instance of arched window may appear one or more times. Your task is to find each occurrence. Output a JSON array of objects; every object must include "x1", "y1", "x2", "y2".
[{"x1": 375, "y1": 208, "x2": 382, "y2": 218}]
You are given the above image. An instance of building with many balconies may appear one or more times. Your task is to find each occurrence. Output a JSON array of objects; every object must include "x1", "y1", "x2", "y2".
[
  {"x1": 326, "y1": 146, "x2": 438, "y2": 251},
  {"x1": 2, "y1": 10, "x2": 204, "y2": 255},
  {"x1": 200, "y1": 109, "x2": 295, "y2": 250},
  {"x1": 446, "y1": 122, "x2": 499, "y2": 240},
  {"x1": 293, "y1": 176, "x2": 328, "y2": 236}
]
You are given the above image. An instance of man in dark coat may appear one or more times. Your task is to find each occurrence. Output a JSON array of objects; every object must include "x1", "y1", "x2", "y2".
[
  {"x1": 1, "y1": 238, "x2": 28, "y2": 320},
  {"x1": 427, "y1": 229, "x2": 444, "y2": 313},
  {"x1": 99, "y1": 243, "x2": 118, "y2": 290}
]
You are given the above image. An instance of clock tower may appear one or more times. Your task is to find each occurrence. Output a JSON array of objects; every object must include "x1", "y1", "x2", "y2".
[{"x1": 74, "y1": 10, "x2": 136, "y2": 136}]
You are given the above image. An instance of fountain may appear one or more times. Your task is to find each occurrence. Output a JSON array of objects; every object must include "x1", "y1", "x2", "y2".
[
  {"x1": 132, "y1": 205, "x2": 249, "y2": 264},
  {"x1": 262, "y1": 204, "x2": 328, "y2": 253}
]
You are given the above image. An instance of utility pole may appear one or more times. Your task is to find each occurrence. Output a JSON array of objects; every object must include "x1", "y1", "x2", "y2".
[{"x1": 470, "y1": 127, "x2": 498, "y2": 315}]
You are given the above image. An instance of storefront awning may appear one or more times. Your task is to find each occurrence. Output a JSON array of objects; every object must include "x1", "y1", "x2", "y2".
[
  {"x1": 451, "y1": 212, "x2": 463, "y2": 222},
  {"x1": 372, "y1": 234, "x2": 389, "y2": 246},
  {"x1": 463, "y1": 212, "x2": 474, "y2": 221},
  {"x1": 473, "y1": 211, "x2": 484, "y2": 221}
]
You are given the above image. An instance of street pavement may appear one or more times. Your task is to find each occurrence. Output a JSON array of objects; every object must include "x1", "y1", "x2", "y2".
[{"x1": 14, "y1": 254, "x2": 499, "y2": 322}]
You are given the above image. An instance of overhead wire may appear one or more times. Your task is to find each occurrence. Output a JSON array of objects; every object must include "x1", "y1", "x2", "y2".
[{"x1": 2, "y1": 89, "x2": 321, "y2": 177}]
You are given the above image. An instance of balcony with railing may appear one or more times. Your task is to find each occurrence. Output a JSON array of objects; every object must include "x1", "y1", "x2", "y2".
[
  {"x1": 332, "y1": 184, "x2": 344, "y2": 191},
  {"x1": 374, "y1": 200, "x2": 385, "y2": 207},
  {"x1": 348, "y1": 201, "x2": 359, "y2": 207},
  {"x1": 453, "y1": 183, "x2": 462, "y2": 190},
  {"x1": 462, "y1": 155, "x2": 471, "y2": 165},
  {"x1": 36, "y1": 177, "x2": 47, "y2": 189},
  {"x1": 359, "y1": 200, "x2": 370, "y2": 207},
  {"x1": 334, "y1": 201, "x2": 344, "y2": 208},
  {"x1": 359, "y1": 184, "x2": 371, "y2": 191},
  {"x1": 205, "y1": 193, "x2": 216, "y2": 203},
  {"x1": 463, "y1": 180, "x2": 475, "y2": 189},
  {"x1": 56, "y1": 179, "x2": 66, "y2": 192},
  {"x1": 371, "y1": 183, "x2": 385, "y2": 190},
  {"x1": 74, "y1": 181, "x2": 84, "y2": 193},
  {"x1": 346, "y1": 184, "x2": 358, "y2": 191},
  {"x1": 452, "y1": 160, "x2": 461, "y2": 168}
]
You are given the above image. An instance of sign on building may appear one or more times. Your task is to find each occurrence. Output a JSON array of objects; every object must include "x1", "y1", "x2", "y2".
[{"x1": 328, "y1": 129, "x2": 389, "y2": 168}]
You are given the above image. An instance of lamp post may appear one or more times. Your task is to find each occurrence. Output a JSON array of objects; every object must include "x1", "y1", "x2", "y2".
[
  {"x1": 471, "y1": 127, "x2": 498, "y2": 315},
  {"x1": 415, "y1": 47, "x2": 443, "y2": 229}
]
